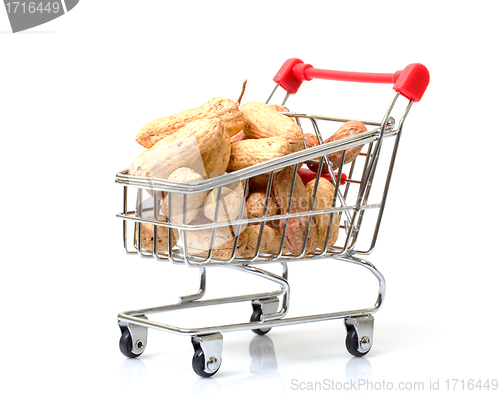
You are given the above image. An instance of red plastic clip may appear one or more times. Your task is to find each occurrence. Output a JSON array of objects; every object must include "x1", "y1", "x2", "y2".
[
  {"x1": 273, "y1": 58, "x2": 306, "y2": 94},
  {"x1": 297, "y1": 168, "x2": 347, "y2": 186},
  {"x1": 335, "y1": 172, "x2": 348, "y2": 185},
  {"x1": 392, "y1": 63, "x2": 429, "y2": 102}
]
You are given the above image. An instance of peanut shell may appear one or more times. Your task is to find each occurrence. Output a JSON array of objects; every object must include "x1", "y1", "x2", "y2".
[
  {"x1": 228, "y1": 136, "x2": 291, "y2": 173},
  {"x1": 272, "y1": 166, "x2": 319, "y2": 256},
  {"x1": 136, "y1": 97, "x2": 244, "y2": 148},
  {"x1": 134, "y1": 215, "x2": 177, "y2": 253},
  {"x1": 161, "y1": 167, "x2": 207, "y2": 224},
  {"x1": 129, "y1": 118, "x2": 223, "y2": 180},
  {"x1": 240, "y1": 101, "x2": 305, "y2": 153},
  {"x1": 305, "y1": 177, "x2": 340, "y2": 249},
  {"x1": 237, "y1": 225, "x2": 275, "y2": 258}
]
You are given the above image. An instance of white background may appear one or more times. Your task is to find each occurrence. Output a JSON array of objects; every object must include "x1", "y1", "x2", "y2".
[{"x1": 1, "y1": 1, "x2": 499, "y2": 393}]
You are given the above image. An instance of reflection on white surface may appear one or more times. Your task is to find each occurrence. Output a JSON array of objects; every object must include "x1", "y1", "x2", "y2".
[
  {"x1": 119, "y1": 358, "x2": 147, "y2": 386},
  {"x1": 345, "y1": 356, "x2": 372, "y2": 381},
  {"x1": 192, "y1": 377, "x2": 221, "y2": 394},
  {"x1": 249, "y1": 335, "x2": 279, "y2": 374},
  {"x1": 191, "y1": 334, "x2": 286, "y2": 393},
  {"x1": 116, "y1": 330, "x2": 373, "y2": 393}
]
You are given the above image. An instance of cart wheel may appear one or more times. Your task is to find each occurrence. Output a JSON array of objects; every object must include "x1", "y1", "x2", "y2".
[
  {"x1": 345, "y1": 328, "x2": 370, "y2": 357},
  {"x1": 119, "y1": 329, "x2": 145, "y2": 358},
  {"x1": 250, "y1": 307, "x2": 271, "y2": 336},
  {"x1": 192, "y1": 348, "x2": 220, "y2": 378}
]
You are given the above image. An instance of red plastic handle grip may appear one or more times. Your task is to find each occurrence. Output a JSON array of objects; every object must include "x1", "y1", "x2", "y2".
[{"x1": 273, "y1": 58, "x2": 429, "y2": 102}]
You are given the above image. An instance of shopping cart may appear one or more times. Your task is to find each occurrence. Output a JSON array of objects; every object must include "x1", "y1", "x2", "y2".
[{"x1": 115, "y1": 58, "x2": 429, "y2": 377}]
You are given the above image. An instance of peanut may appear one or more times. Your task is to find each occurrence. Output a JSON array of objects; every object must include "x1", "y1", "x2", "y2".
[
  {"x1": 161, "y1": 167, "x2": 207, "y2": 224},
  {"x1": 268, "y1": 104, "x2": 288, "y2": 112},
  {"x1": 201, "y1": 125, "x2": 231, "y2": 178},
  {"x1": 305, "y1": 177, "x2": 340, "y2": 249},
  {"x1": 237, "y1": 225, "x2": 275, "y2": 258},
  {"x1": 134, "y1": 215, "x2": 177, "y2": 253},
  {"x1": 240, "y1": 101, "x2": 305, "y2": 153},
  {"x1": 272, "y1": 166, "x2": 319, "y2": 255},
  {"x1": 246, "y1": 191, "x2": 278, "y2": 219},
  {"x1": 204, "y1": 182, "x2": 246, "y2": 223},
  {"x1": 267, "y1": 227, "x2": 291, "y2": 255},
  {"x1": 304, "y1": 133, "x2": 319, "y2": 149},
  {"x1": 228, "y1": 136, "x2": 291, "y2": 173},
  {"x1": 230, "y1": 129, "x2": 247, "y2": 143},
  {"x1": 306, "y1": 121, "x2": 367, "y2": 172},
  {"x1": 179, "y1": 225, "x2": 248, "y2": 261},
  {"x1": 136, "y1": 97, "x2": 244, "y2": 148},
  {"x1": 129, "y1": 118, "x2": 223, "y2": 180}
]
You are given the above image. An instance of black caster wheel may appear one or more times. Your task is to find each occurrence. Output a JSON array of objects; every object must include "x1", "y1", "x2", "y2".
[
  {"x1": 345, "y1": 328, "x2": 370, "y2": 357},
  {"x1": 250, "y1": 306, "x2": 271, "y2": 336},
  {"x1": 192, "y1": 348, "x2": 220, "y2": 378},
  {"x1": 119, "y1": 329, "x2": 145, "y2": 358}
]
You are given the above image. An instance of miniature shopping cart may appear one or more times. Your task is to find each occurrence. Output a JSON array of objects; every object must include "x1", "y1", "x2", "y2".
[{"x1": 115, "y1": 58, "x2": 429, "y2": 377}]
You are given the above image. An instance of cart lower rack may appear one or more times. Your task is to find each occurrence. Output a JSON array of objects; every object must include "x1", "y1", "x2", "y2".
[{"x1": 115, "y1": 58, "x2": 429, "y2": 377}]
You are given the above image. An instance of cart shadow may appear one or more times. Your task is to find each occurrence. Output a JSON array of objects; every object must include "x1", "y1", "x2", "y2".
[
  {"x1": 119, "y1": 358, "x2": 147, "y2": 386},
  {"x1": 117, "y1": 330, "x2": 372, "y2": 391},
  {"x1": 260, "y1": 330, "x2": 373, "y2": 380},
  {"x1": 345, "y1": 356, "x2": 372, "y2": 381},
  {"x1": 192, "y1": 335, "x2": 286, "y2": 393},
  {"x1": 249, "y1": 335, "x2": 280, "y2": 374},
  {"x1": 191, "y1": 334, "x2": 372, "y2": 393}
]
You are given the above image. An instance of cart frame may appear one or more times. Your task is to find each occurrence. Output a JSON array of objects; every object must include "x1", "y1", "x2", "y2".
[{"x1": 115, "y1": 58, "x2": 429, "y2": 376}]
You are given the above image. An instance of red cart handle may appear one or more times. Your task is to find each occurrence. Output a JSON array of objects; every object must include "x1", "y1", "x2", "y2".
[{"x1": 273, "y1": 58, "x2": 429, "y2": 102}]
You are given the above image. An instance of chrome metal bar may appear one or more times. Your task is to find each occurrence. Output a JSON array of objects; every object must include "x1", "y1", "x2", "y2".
[
  {"x1": 294, "y1": 114, "x2": 353, "y2": 228},
  {"x1": 117, "y1": 203, "x2": 382, "y2": 232},
  {"x1": 117, "y1": 256, "x2": 384, "y2": 336},
  {"x1": 265, "y1": 83, "x2": 280, "y2": 104},
  {"x1": 251, "y1": 172, "x2": 276, "y2": 258},
  {"x1": 356, "y1": 100, "x2": 413, "y2": 255},
  {"x1": 317, "y1": 151, "x2": 346, "y2": 257},
  {"x1": 203, "y1": 187, "x2": 223, "y2": 266},
  {"x1": 347, "y1": 93, "x2": 400, "y2": 252},
  {"x1": 296, "y1": 172, "x2": 316, "y2": 259},
  {"x1": 179, "y1": 268, "x2": 206, "y2": 303},
  {"x1": 115, "y1": 129, "x2": 381, "y2": 194},
  {"x1": 122, "y1": 280, "x2": 287, "y2": 316},
  {"x1": 167, "y1": 192, "x2": 174, "y2": 262},
  {"x1": 281, "y1": 92, "x2": 291, "y2": 106},
  {"x1": 118, "y1": 308, "x2": 376, "y2": 336},
  {"x1": 247, "y1": 222, "x2": 267, "y2": 262},
  {"x1": 281, "y1": 261, "x2": 289, "y2": 281},
  {"x1": 136, "y1": 188, "x2": 147, "y2": 258},
  {"x1": 277, "y1": 163, "x2": 299, "y2": 259},
  {"x1": 306, "y1": 114, "x2": 382, "y2": 127},
  {"x1": 228, "y1": 179, "x2": 249, "y2": 263},
  {"x1": 122, "y1": 186, "x2": 137, "y2": 255},
  {"x1": 153, "y1": 190, "x2": 159, "y2": 258},
  {"x1": 356, "y1": 94, "x2": 400, "y2": 208},
  {"x1": 230, "y1": 264, "x2": 290, "y2": 321},
  {"x1": 227, "y1": 178, "x2": 250, "y2": 262}
]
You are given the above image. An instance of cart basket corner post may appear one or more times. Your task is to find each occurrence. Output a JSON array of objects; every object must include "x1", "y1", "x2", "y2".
[{"x1": 115, "y1": 58, "x2": 429, "y2": 377}]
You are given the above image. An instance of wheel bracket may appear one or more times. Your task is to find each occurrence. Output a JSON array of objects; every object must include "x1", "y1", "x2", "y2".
[
  {"x1": 119, "y1": 314, "x2": 148, "y2": 355},
  {"x1": 344, "y1": 315, "x2": 374, "y2": 353},
  {"x1": 191, "y1": 333, "x2": 223, "y2": 375},
  {"x1": 252, "y1": 297, "x2": 280, "y2": 321}
]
